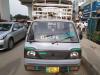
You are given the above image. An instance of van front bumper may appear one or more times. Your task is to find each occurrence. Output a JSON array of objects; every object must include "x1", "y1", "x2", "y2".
[{"x1": 24, "y1": 58, "x2": 81, "y2": 72}]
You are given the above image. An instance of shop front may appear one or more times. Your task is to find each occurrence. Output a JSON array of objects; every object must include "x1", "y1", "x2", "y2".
[
  {"x1": 83, "y1": 1, "x2": 100, "y2": 44},
  {"x1": 83, "y1": 1, "x2": 100, "y2": 18}
]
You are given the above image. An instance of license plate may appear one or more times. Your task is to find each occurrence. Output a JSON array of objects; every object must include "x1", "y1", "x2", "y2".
[{"x1": 46, "y1": 67, "x2": 59, "y2": 73}]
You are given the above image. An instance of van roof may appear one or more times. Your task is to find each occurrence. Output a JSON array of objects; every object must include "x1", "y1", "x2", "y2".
[{"x1": 33, "y1": 19, "x2": 74, "y2": 23}]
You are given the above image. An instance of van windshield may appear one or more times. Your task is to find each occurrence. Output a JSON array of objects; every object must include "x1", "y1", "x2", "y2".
[{"x1": 28, "y1": 21, "x2": 79, "y2": 43}]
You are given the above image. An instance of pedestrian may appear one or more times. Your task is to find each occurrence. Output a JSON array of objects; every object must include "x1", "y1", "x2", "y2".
[
  {"x1": 84, "y1": 21, "x2": 88, "y2": 32},
  {"x1": 80, "y1": 22, "x2": 85, "y2": 32},
  {"x1": 76, "y1": 21, "x2": 80, "y2": 29}
]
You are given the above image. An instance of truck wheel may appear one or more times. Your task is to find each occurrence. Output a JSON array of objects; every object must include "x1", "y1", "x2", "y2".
[{"x1": 8, "y1": 38, "x2": 14, "y2": 50}]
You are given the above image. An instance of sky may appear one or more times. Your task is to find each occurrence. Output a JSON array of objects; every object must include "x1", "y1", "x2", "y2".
[{"x1": 9, "y1": 0, "x2": 28, "y2": 16}]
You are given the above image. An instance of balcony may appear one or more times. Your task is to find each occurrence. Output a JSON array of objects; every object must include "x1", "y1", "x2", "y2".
[{"x1": 20, "y1": 0, "x2": 72, "y2": 5}]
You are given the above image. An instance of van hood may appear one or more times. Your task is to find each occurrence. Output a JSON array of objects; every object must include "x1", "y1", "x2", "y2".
[{"x1": 25, "y1": 42, "x2": 80, "y2": 51}]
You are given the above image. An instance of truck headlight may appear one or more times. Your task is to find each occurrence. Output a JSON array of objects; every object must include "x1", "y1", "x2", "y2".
[
  {"x1": 70, "y1": 52, "x2": 79, "y2": 59},
  {"x1": 27, "y1": 51, "x2": 36, "y2": 56}
]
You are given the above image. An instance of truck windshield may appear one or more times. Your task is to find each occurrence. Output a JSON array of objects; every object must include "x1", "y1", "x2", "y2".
[{"x1": 28, "y1": 21, "x2": 79, "y2": 43}]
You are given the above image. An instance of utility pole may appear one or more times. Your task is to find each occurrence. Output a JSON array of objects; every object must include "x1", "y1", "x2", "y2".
[{"x1": 90, "y1": 0, "x2": 92, "y2": 18}]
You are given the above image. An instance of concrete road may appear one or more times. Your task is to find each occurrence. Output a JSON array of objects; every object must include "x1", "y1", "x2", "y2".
[{"x1": 0, "y1": 40, "x2": 89, "y2": 75}]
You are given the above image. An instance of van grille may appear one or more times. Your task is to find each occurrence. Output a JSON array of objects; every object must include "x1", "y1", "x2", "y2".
[{"x1": 36, "y1": 50, "x2": 70, "y2": 59}]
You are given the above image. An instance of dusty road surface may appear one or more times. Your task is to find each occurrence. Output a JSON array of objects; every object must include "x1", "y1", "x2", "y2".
[{"x1": 0, "y1": 40, "x2": 89, "y2": 75}]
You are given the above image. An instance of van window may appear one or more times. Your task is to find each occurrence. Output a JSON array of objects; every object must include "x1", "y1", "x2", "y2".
[{"x1": 28, "y1": 21, "x2": 79, "y2": 43}]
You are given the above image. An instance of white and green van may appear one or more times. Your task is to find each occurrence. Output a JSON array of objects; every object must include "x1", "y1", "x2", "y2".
[{"x1": 24, "y1": 19, "x2": 82, "y2": 73}]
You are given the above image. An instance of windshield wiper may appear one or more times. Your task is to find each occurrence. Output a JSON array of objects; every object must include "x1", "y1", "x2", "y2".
[
  {"x1": 45, "y1": 34, "x2": 54, "y2": 37},
  {"x1": 52, "y1": 36, "x2": 73, "y2": 44}
]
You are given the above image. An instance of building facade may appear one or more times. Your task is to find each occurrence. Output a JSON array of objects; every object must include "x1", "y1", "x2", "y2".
[
  {"x1": 83, "y1": 0, "x2": 100, "y2": 18},
  {"x1": 78, "y1": 0, "x2": 86, "y2": 6},
  {"x1": 0, "y1": 0, "x2": 10, "y2": 20},
  {"x1": 20, "y1": 0, "x2": 72, "y2": 19}
]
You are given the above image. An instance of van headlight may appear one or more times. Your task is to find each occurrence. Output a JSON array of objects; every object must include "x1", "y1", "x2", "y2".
[
  {"x1": 27, "y1": 51, "x2": 36, "y2": 56},
  {"x1": 70, "y1": 52, "x2": 79, "y2": 59}
]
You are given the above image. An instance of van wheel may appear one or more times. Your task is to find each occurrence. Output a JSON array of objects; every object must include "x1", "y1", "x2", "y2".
[
  {"x1": 8, "y1": 38, "x2": 14, "y2": 50},
  {"x1": 24, "y1": 65, "x2": 34, "y2": 71},
  {"x1": 25, "y1": 65, "x2": 30, "y2": 71}
]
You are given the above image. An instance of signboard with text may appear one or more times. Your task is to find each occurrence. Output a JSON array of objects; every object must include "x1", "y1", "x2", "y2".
[{"x1": 83, "y1": 1, "x2": 100, "y2": 18}]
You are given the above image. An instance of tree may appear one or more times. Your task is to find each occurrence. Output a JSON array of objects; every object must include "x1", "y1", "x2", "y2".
[
  {"x1": 13, "y1": 14, "x2": 30, "y2": 20},
  {"x1": 10, "y1": 14, "x2": 13, "y2": 20}
]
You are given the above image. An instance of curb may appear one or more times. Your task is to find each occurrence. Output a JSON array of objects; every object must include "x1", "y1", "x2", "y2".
[{"x1": 82, "y1": 57, "x2": 100, "y2": 75}]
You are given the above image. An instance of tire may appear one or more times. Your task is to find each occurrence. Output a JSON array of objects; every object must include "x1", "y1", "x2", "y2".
[
  {"x1": 24, "y1": 65, "x2": 35, "y2": 71},
  {"x1": 24, "y1": 65, "x2": 30, "y2": 71},
  {"x1": 25, "y1": 65, "x2": 28, "y2": 71},
  {"x1": 8, "y1": 38, "x2": 14, "y2": 50}
]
